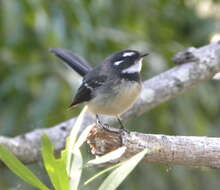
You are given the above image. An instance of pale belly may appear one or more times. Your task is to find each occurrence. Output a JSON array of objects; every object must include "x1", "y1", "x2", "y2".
[{"x1": 87, "y1": 81, "x2": 141, "y2": 116}]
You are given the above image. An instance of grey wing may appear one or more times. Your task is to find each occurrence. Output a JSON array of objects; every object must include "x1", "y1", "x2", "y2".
[{"x1": 69, "y1": 75, "x2": 107, "y2": 107}]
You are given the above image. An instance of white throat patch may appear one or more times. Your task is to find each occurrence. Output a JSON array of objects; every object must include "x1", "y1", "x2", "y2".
[{"x1": 122, "y1": 58, "x2": 143, "y2": 74}]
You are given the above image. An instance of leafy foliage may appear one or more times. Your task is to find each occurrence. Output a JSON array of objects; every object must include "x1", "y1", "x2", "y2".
[
  {"x1": 42, "y1": 135, "x2": 69, "y2": 190},
  {"x1": 97, "y1": 148, "x2": 151, "y2": 190},
  {"x1": 0, "y1": 109, "x2": 152, "y2": 190},
  {"x1": 0, "y1": 145, "x2": 49, "y2": 190}
]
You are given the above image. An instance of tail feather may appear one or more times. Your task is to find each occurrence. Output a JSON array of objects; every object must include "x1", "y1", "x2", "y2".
[{"x1": 50, "y1": 48, "x2": 93, "y2": 77}]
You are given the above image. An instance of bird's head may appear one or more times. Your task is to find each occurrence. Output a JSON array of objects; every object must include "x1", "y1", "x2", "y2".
[{"x1": 105, "y1": 50, "x2": 149, "y2": 74}]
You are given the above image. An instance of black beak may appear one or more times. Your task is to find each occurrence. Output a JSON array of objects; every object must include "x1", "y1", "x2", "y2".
[{"x1": 140, "y1": 53, "x2": 149, "y2": 58}]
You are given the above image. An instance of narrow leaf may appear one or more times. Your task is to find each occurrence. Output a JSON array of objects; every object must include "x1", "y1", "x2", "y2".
[
  {"x1": 66, "y1": 106, "x2": 88, "y2": 174},
  {"x1": 42, "y1": 135, "x2": 69, "y2": 190},
  {"x1": 69, "y1": 121, "x2": 94, "y2": 190},
  {"x1": 87, "y1": 146, "x2": 126, "y2": 166},
  {"x1": 74, "y1": 124, "x2": 94, "y2": 149},
  {"x1": 98, "y1": 147, "x2": 160, "y2": 190},
  {"x1": 0, "y1": 145, "x2": 49, "y2": 190},
  {"x1": 70, "y1": 148, "x2": 83, "y2": 190},
  {"x1": 84, "y1": 162, "x2": 122, "y2": 186}
]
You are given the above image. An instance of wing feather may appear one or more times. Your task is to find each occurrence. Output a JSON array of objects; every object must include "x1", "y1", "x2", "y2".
[{"x1": 70, "y1": 75, "x2": 107, "y2": 107}]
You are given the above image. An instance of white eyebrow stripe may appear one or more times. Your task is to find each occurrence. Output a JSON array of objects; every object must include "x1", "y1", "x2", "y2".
[
  {"x1": 123, "y1": 52, "x2": 135, "y2": 57},
  {"x1": 114, "y1": 60, "x2": 124, "y2": 65}
]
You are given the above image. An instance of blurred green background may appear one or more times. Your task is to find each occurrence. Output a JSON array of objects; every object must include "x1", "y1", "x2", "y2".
[{"x1": 1, "y1": 0, "x2": 220, "y2": 189}]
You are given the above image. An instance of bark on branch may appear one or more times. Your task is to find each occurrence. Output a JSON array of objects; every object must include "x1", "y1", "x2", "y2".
[
  {"x1": 0, "y1": 42, "x2": 220, "y2": 167},
  {"x1": 87, "y1": 125, "x2": 220, "y2": 168}
]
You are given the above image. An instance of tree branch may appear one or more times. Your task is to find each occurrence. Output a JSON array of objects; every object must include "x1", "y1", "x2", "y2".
[
  {"x1": 0, "y1": 42, "x2": 220, "y2": 166},
  {"x1": 87, "y1": 125, "x2": 220, "y2": 168}
]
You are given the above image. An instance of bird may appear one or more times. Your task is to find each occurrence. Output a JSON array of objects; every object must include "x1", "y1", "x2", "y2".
[{"x1": 51, "y1": 48, "x2": 149, "y2": 128}]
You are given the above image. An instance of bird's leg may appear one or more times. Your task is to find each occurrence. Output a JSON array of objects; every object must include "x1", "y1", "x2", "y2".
[
  {"x1": 96, "y1": 114, "x2": 102, "y2": 126},
  {"x1": 117, "y1": 115, "x2": 130, "y2": 134},
  {"x1": 96, "y1": 114, "x2": 110, "y2": 129},
  {"x1": 117, "y1": 115, "x2": 125, "y2": 129}
]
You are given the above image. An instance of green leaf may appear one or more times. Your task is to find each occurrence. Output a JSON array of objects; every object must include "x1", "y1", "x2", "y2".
[
  {"x1": 98, "y1": 148, "x2": 159, "y2": 190},
  {"x1": 69, "y1": 122, "x2": 94, "y2": 190},
  {"x1": 66, "y1": 106, "x2": 88, "y2": 174},
  {"x1": 84, "y1": 146, "x2": 127, "y2": 186},
  {"x1": 87, "y1": 146, "x2": 126, "y2": 166},
  {"x1": 42, "y1": 135, "x2": 69, "y2": 190},
  {"x1": 69, "y1": 148, "x2": 83, "y2": 190},
  {"x1": 74, "y1": 124, "x2": 94, "y2": 149},
  {"x1": 84, "y1": 162, "x2": 122, "y2": 186},
  {"x1": 0, "y1": 145, "x2": 49, "y2": 190}
]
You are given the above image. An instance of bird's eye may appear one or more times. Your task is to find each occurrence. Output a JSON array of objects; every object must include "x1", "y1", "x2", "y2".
[
  {"x1": 114, "y1": 60, "x2": 124, "y2": 66},
  {"x1": 122, "y1": 52, "x2": 135, "y2": 57}
]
